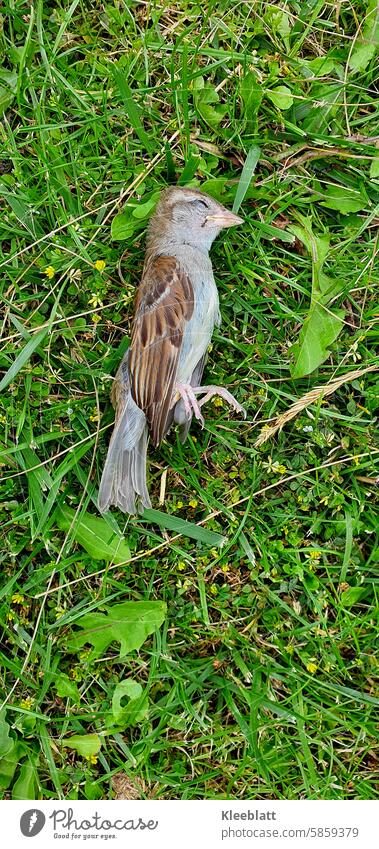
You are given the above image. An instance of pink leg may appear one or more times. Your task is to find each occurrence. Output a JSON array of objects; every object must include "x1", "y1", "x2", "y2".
[
  {"x1": 177, "y1": 384, "x2": 205, "y2": 426},
  {"x1": 192, "y1": 385, "x2": 246, "y2": 418}
]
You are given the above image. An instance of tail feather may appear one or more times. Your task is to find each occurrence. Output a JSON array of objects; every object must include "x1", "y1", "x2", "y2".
[
  {"x1": 98, "y1": 392, "x2": 151, "y2": 515},
  {"x1": 131, "y1": 426, "x2": 150, "y2": 507}
]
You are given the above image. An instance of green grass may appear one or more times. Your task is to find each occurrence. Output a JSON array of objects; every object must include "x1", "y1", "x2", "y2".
[{"x1": 0, "y1": 0, "x2": 378, "y2": 801}]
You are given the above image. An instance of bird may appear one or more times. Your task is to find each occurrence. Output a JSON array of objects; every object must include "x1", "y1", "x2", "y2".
[{"x1": 98, "y1": 186, "x2": 245, "y2": 514}]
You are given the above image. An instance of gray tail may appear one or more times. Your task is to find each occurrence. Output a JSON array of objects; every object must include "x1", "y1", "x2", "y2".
[{"x1": 97, "y1": 392, "x2": 151, "y2": 515}]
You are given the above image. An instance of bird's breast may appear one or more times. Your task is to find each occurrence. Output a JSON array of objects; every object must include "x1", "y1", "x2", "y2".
[{"x1": 173, "y1": 247, "x2": 220, "y2": 383}]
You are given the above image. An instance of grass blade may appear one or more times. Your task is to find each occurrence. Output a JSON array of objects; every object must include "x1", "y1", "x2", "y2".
[
  {"x1": 232, "y1": 145, "x2": 260, "y2": 213},
  {"x1": 0, "y1": 328, "x2": 48, "y2": 392},
  {"x1": 140, "y1": 508, "x2": 226, "y2": 547},
  {"x1": 112, "y1": 66, "x2": 154, "y2": 156}
]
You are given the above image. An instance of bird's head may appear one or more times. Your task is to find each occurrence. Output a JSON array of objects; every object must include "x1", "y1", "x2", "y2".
[{"x1": 146, "y1": 187, "x2": 243, "y2": 253}]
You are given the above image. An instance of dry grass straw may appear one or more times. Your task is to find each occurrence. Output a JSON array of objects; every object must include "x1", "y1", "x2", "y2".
[{"x1": 254, "y1": 365, "x2": 378, "y2": 447}]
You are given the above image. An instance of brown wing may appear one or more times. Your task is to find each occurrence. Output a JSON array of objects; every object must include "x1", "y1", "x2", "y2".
[{"x1": 128, "y1": 255, "x2": 194, "y2": 446}]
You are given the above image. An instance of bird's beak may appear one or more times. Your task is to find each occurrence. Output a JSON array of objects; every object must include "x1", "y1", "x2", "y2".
[{"x1": 205, "y1": 211, "x2": 243, "y2": 228}]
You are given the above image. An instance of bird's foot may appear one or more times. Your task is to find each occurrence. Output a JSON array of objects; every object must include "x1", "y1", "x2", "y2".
[
  {"x1": 176, "y1": 384, "x2": 205, "y2": 426},
  {"x1": 192, "y1": 385, "x2": 246, "y2": 418}
]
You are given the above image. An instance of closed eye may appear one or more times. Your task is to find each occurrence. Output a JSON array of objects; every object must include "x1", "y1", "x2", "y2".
[{"x1": 191, "y1": 198, "x2": 209, "y2": 210}]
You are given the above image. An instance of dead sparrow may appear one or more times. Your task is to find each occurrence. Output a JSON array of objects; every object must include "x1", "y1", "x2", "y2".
[{"x1": 98, "y1": 187, "x2": 244, "y2": 514}]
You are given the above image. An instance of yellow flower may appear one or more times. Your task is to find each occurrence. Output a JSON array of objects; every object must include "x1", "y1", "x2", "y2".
[
  {"x1": 44, "y1": 266, "x2": 55, "y2": 279},
  {"x1": 94, "y1": 259, "x2": 105, "y2": 272},
  {"x1": 86, "y1": 754, "x2": 98, "y2": 764},
  {"x1": 12, "y1": 593, "x2": 24, "y2": 604},
  {"x1": 263, "y1": 456, "x2": 287, "y2": 475},
  {"x1": 88, "y1": 293, "x2": 103, "y2": 308},
  {"x1": 273, "y1": 462, "x2": 287, "y2": 475},
  {"x1": 189, "y1": 499, "x2": 198, "y2": 508},
  {"x1": 20, "y1": 697, "x2": 34, "y2": 710},
  {"x1": 91, "y1": 314, "x2": 101, "y2": 324},
  {"x1": 175, "y1": 500, "x2": 183, "y2": 509},
  {"x1": 306, "y1": 661, "x2": 318, "y2": 674}
]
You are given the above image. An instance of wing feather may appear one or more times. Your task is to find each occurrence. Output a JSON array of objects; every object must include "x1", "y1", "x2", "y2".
[{"x1": 129, "y1": 255, "x2": 194, "y2": 446}]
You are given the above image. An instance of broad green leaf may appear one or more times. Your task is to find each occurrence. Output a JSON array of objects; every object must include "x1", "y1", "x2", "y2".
[
  {"x1": 131, "y1": 192, "x2": 160, "y2": 219},
  {"x1": 291, "y1": 303, "x2": 344, "y2": 379},
  {"x1": 298, "y1": 80, "x2": 343, "y2": 134},
  {"x1": 341, "y1": 586, "x2": 367, "y2": 607},
  {"x1": 0, "y1": 711, "x2": 14, "y2": 758},
  {"x1": 56, "y1": 506, "x2": 131, "y2": 563},
  {"x1": 55, "y1": 674, "x2": 81, "y2": 703},
  {"x1": 12, "y1": 758, "x2": 38, "y2": 800},
  {"x1": 0, "y1": 327, "x2": 48, "y2": 392},
  {"x1": 349, "y1": 43, "x2": 374, "y2": 71},
  {"x1": 318, "y1": 270, "x2": 345, "y2": 301},
  {"x1": 0, "y1": 742, "x2": 22, "y2": 791},
  {"x1": 197, "y1": 101, "x2": 226, "y2": 128},
  {"x1": 301, "y1": 56, "x2": 336, "y2": 76},
  {"x1": 67, "y1": 600, "x2": 167, "y2": 658},
  {"x1": 289, "y1": 224, "x2": 330, "y2": 270},
  {"x1": 350, "y1": 0, "x2": 379, "y2": 72},
  {"x1": 8, "y1": 42, "x2": 36, "y2": 67},
  {"x1": 141, "y1": 508, "x2": 226, "y2": 547},
  {"x1": 232, "y1": 146, "x2": 260, "y2": 214},
  {"x1": 0, "y1": 69, "x2": 18, "y2": 90},
  {"x1": 304, "y1": 572, "x2": 320, "y2": 591},
  {"x1": 267, "y1": 85, "x2": 293, "y2": 110},
  {"x1": 319, "y1": 184, "x2": 368, "y2": 214},
  {"x1": 240, "y1": 71, "x2": 262, "y2": 133},
  {"x1": 111, "y1": 679, "x2": 148, "y2": 726},
  {"x1": 111, "y1": 211, "x2": 136, "y2": 240},
  {"x1": 201, "y1": 177, "x2": 228, "y2": 200},
  {"x1": 193, "y1": 77, "x2": 227, "y2": 128},
  {"x1": 13, "y1": 711, "x2": 36, "y2": 736},
  {"x1": 61, "y1": 734, "x2": 101, "y2": 758},
  {"x1": 84, "y1": 780, "x2": 103, "y2": 800},
  {"x1": 288, "y1": 217, "x2": 345, "y2": 378},
  {"x1": 265, "y1": 8, "x2": 291, "y2": 49}
]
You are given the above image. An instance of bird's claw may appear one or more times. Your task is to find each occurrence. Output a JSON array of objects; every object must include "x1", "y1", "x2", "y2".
[
  {"x1": 176, "y1": 383, "x2": 245, "y2": 426},
  {"x1": 177, "y1": 384, "x2": 205, "y2": 426},
  {"x1": 193, "y1": 385, "x2": 246, "y2": 419}
]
